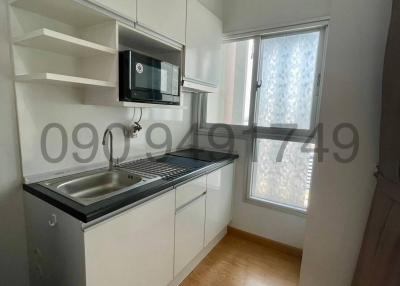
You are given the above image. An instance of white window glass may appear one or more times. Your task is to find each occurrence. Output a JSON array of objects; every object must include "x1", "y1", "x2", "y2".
[
  {"x1": 256, "y1": 31, "x2": 320, "y2": 130},
  {"x1": 251, "y1": 139, "x2": 315, "y2": 211},
  {"x1": 206, "y1": 39, "x2": 254, "y2": 126}
]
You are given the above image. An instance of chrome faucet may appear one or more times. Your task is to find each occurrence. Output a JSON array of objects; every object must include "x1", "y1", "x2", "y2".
[{"x1": 102, "y1": 129, "x2": 115, "y2": 171}]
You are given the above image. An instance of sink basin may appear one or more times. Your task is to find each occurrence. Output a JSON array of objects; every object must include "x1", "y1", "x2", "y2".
[{"x1": 40, "y1": 168, "x2": 159, "y2": 206}]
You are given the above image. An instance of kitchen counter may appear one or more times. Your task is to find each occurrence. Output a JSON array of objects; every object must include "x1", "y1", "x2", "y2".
[{"x1": 23, "y1": 149, "x2": 238, "y2": 223}]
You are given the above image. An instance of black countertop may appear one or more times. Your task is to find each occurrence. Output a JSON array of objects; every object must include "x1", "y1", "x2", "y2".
[{"x1": 23, "y1": 149, "x2": 239, "y2": 223}]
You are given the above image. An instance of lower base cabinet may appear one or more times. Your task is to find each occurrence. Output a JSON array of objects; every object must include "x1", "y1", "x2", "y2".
[
  {"x1": 174, "y1": 193, "x2": 206, "y2": 276},
  {"x1": 24, "y1": 163, "x2": 235, "y2": 286},
  {"x1": 24, "y1": 191, "x2": 175, "y2": 286},
  {"x1": 85, "y1": 191, "x2": 175, "y2": 286},
  {"x1": 205, "y1": 164, "x2": 235, "y2": 246},
  {"x1": 173, "y1": 163, "x2": 235, "y2": 278}
]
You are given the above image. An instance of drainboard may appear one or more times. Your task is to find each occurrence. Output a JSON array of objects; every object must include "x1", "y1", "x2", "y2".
[{"x1": 119, "y1": 156, "x2": 207, "y2": 181}]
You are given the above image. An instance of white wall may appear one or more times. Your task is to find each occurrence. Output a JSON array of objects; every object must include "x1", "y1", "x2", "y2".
[
  {"x1": 230, "y1": 140, "x2": 307, "y2": 248},
  {"x1": 299, "y1": 0, "x2": 392, "y2": 285},
  {"x1": 199, "y1": 0, "x2": 223, "y2": 19},
  {"x1": 0, "y1": 0, "x2": 30, "y2": 285},
  {"x1": 205, "y1": 0, "x2": 334, "y2": 249},
  {"x1": 220, "y1": 0, "x2": 391, "y2": 284},
  {"x1": 222, "y1": 0, "x2": 331, "y2": 33},
  {"x1": 194, "y1": 135, "x2": 307, "y2": 248},
  {"x1": 16, "y1": 85, "x2": 193, "y2": 179}
]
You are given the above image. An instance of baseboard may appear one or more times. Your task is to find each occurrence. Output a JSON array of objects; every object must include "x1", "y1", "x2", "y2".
[
  {"x1": 227, "y1": 226, "x2": 303, "y2": 258},
  {"x1": 168, "y1": 227, "x2": 227, "y2": 286}
]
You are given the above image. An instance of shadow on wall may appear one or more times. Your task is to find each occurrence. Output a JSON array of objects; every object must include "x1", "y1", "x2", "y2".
[{"x1": 0, "y1": 0, "x2": 29, "y2": 284}]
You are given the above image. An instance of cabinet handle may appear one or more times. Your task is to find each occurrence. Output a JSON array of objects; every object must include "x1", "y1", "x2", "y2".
[
  {"x1": 176, "y1": 192, "x2": 206, "y2": 214},
  {"x1": 48, "y1": 214, "x2": 57, "y2": 227}
]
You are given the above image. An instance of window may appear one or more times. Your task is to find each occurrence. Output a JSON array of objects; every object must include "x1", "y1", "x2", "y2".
[
  {"x1": 251, "y1": 139, "x2": 315, "y2": 211},
  {"x1": 199, "y1": 23, "x2": 327, "y2": 214},
  {"x1": 256, "y1": 31, "x2": 321, "y2": 130}
]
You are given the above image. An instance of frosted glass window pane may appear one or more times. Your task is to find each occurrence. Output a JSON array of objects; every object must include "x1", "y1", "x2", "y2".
[
  {"x1": 251, "y1": 139, "x2": 315, "y2": 210},
  {"x1": 256, "y1": 31, "x2": 320, "y2": 130},
  {"x1": 206, "y1": 39, "x2": 254, "y2": 126}
]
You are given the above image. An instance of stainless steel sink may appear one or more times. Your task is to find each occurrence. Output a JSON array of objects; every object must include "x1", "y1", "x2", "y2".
[{"x1": 39, "y1": 168, "x2": 160, "y2": 206}]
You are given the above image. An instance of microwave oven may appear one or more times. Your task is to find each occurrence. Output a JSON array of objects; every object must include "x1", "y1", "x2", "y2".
[{"x1": 119, "y1": 50, "x2": 180, "y2": 105}]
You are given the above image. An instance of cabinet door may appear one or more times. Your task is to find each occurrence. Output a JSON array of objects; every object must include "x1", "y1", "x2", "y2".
[
  {"x1": 176, "y1": 176, "x2": 207, "y2": 209},
  {"x1": 137, "y1": 0, "x2": 186, "y2": 44},
  {"x1": 174, "y1": 193, "x2": 206, "y2": 276},
  {"x1": 84, "y1": 191, "x2": 175, "y2": 286},
  {"x1": 91, "y1": 0, "x2": 137, "y2": 21},
  {"x1": 205, "y1": 163, "x2": 234, "y2": 246},
  {"x1": 185, "y1": 0, "x2": 223, "y2": 86}
]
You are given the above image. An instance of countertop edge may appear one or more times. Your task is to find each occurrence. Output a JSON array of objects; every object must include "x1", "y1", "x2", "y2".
[{"x1": 23, "y1": 154, "x2": 238, "y2": 223}]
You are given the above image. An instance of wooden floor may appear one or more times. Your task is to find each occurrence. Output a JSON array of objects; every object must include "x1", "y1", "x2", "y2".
[{"x1": 180, "y1": 230, "x2": 302, "y2": 286}]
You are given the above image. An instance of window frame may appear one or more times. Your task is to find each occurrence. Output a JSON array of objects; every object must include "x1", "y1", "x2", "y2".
[
  {"x1": 197, "y1": 35, "x2": 262, "y2": 137},
  {"x1": 196, "y1": 21, "x2": 329, "y2": 216}
]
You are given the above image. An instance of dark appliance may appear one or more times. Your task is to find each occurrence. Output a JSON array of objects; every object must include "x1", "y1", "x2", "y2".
[{"x1": 119, "y1": 50, "x2": 180, "y2": 105}]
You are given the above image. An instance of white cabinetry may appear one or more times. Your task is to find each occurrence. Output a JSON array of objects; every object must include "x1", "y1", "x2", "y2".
[
  {"x1": 174, "y1": 193, "x2": 206, "y2": 276},
  {"x1": 85, "y1": 191, "x2": 175, "y2": 286},
  {"x1": 137, "y1": 0, "x2": 187, "y2": 44},
  {"x1": 175, "y1": 176, "x2": 207, "y2": 209},
  {"x1": 24, "y1": 193, "x2": 86, "y2": 286},
  {"x1": 24, "y1": 191, "x2": 175, "y2": 286},
  {"x1": 24, "y1": 163, "x2": 235, "y2": 286},
  {"x1": 183, "y1": 0, "x2": 223, "y2": 92},
  {"x1": 173, "y1": 163, "x2": 235, "y2": 278},
  {"x1": 205, "y1": 164, "x2": 235, "y2": 245},
  {"x1": 174, "y1": 177, "x2": 207, "y2": 276},
  {"x1": 90, "y1": 0, "x2": 137, "y2": 22}
]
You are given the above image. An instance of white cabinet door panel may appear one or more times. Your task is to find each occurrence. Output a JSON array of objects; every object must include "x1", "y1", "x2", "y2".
[
  {"x1": 84, "y1": 191, "x2": 175, "y2": 286},
  {"x1": 176, "y1": 176, "x2": 207, "y2": 209},
  {"x1": 205, "y1": 163, "x2": 234, "y2": 246},
  {"x1": 174, "y1": 194, "x2": 206, "y2": 276},
  {"x1": 91, "y1": 0, "x2": 137, "y2": 21},
  {"x1": 185, "y1": 0, "x2": 223, "y2": 86},
  {"x1": 137, "y1": 0, "x2": 186, "y2": 44}
]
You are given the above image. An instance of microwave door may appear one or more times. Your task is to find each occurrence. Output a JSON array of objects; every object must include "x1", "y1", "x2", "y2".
[
  {"x1": 132, "y1": 56, "x2": 158, "y2": 101},
  {"x1": 172, "y1": 65, "x2": 180, "y2": 96},
  {"x1": 160, "y1": 62, "x2": 173, "y2": 96},
  {"x1": 151, "y1": 60, "x2": 163, "y2": 101},
  {"x1": 134, "y1": 64, "x2": 153, "y2": 101},
  {"x1": 151, "y1": 61, "x2": 173, "y2": 102}
]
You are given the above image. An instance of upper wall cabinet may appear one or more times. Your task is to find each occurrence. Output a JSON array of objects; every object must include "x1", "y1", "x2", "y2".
[
  {"x1": 136, "y1": 0, "x2": 187, "y2": 44},
  {"x1": 183, "y1": 0, "x2": 223, "y2": 91},
  {"x1": 89, "y1": 0, "x2": 137, "y2": 22}
]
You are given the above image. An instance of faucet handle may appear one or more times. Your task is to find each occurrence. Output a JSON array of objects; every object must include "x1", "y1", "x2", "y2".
[{"x1": 114, "y1": 158, "x2": 120, "y2": 167}]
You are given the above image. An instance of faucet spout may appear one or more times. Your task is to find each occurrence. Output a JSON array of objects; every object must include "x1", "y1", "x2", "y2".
[{"x1": 102, "y1": 129, "x2": 114, "y2": 171}]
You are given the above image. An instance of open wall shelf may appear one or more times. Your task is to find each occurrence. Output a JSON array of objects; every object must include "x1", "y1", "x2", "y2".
[
  {"x1": 9, "y1": 1, "x2": 185, "y2": 109},
  {"x1": 15, "y1": 73, "x2": 116, "y2": 88},
  {"x1": 9, "y1": 0, "x2": 118, "y2": 91},
  {"x1": 13, "y1": 29, "x2": 117, "y2": 57}
]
